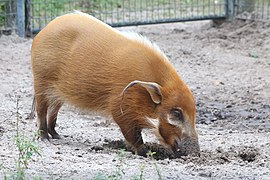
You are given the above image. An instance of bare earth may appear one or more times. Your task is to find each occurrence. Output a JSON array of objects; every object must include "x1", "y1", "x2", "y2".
[{"x1": 0, "y1": 19, "x2": 270, "y2": 179}]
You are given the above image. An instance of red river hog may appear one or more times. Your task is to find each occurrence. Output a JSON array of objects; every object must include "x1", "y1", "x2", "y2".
[{"x1": 30, "y1": 11, "x2": 200, "y2": 157}]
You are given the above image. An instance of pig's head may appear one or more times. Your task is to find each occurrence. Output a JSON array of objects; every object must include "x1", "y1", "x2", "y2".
[
  {"x1": 121, "y1": 80, "x2": 200, "y2": 157},
  {"x1": 157, "y1": 86, "x2": 200, "y2": 157}
]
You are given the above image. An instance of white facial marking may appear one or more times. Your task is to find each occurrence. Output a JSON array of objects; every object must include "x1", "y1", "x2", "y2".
[
  {"x1": 168, "y1": 118, "x2": 181, "y2": 127},
  {"x1": 146, "y1": 117, "x2": 159, "y2": 129}
]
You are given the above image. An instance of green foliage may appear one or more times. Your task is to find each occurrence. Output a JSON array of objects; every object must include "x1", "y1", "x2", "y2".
[
  {"x1": 108, "y1": 149, "x2": 126, "y2": 180},
  {"x1": 0, "y1": 2, "x2": 5, "y2": 27},
  {"x1": 3, "y1": 98, "x2": 41, "y2": 180},
  {"x1": 92, "y1": 149, "x2": 126, "y2": 180},
  {"x1": 93, "y1": 172, "x2": 108, "y2": 180},
  {"x1": 248, "y1": 52, "x2": 259, "y2": 58},
  {"x1": 92, "y1": 150, "x2": 162, "y2": 180},
  {"x1": 130, "y1": 164, "x2": 145, "y2": 180},
  {"x1": 147, "y1": 151, "x2": 162, "y2": 180},
  {"x1": 15, "y1": 131, "x2": 41, "y2": 170}
]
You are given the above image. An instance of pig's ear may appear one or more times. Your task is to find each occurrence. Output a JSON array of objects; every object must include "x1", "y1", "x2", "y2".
[{"x1": 121, "y1": 80, "x2": 162, "y2": 104}]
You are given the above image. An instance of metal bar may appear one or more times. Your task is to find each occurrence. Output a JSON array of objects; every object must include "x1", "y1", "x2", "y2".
[
  {"x1": 140, "y1": 0, "x2": 142, "y2": 22},
  {"x1": 28, "y1": 0, "x2": 229, "y2": 36},
  {"x1": 135, "y1": 0, "x2": 137, "y2": 21},
  {"x1": 256, "y1": 0, "x2": 259, "y2": 19},
  {"x1": 197, "y1": 0, "x2": 199, "y2": 17},
  {"x1": 219, "y1": 0, "x2": 222, "y2": 15},
  {"x1": 227, "y1": 0, "x2": 235, "y2": 20},
  {"x1": 31, "y1": 15, "x2": 226, "y2": 35},
  {"x1": 146, "y1": 0, "x2": 148, "y2": 21},
  {"x1": 31, "y1": 0, "x2": 34, "y2": 34},
  {"x1": 16, "y1": 0, "x2": 25, "y2": 37},
  {"x1": 151, "y1": 0, "x2": 153, "y2": 21},
  {"x1": 267, "y1": 1, "x2": 270, "y2": 19},
  {"x1": 192, "y1": 0, "x2": 194, "y2": 17},
  {"x1": 117, "y1": 0, "x2": 119, "y2": 23},
  {"x1": 214, "y1": 0, "x2": 216, "y2": 15},
  {"x1": 25, "y1": 0, "x2": 31, "y2": 36},
  {"x1": 174, "y1": 0, "x2": 176, "y2": 18},
  {"x1": 128, "y1": 1, "x2": 130, "y2": 21},
  {"x1": 122, "y1": 0, "x2": 125, "y2": 22},
  {"x1": 105, "y1": 1, "x2": 108, "y2": 23},
  {"x1": 38, "y1": 1, "x2": 41, "y2": 30},
  {"x1": 208, "y1": 0, "x2": 210, "y2": 17},
  {"x1": 157, "y1": 0, "x2": 160, "y2": 19},
  {"x1": 169, "y1": 0, "x2": 171, "y2": 19},
  {"x1": 44, "y1": 0, "x2": 47, "y2": 25},
  {"x1": 262, "y1": 0, "x2": 264, "y2": 19},
  {"x1": 111, "y1": 0, "x2": 113, "y2": 24}
]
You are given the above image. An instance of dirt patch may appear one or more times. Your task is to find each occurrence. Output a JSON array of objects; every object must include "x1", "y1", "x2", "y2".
[
  {"x1": 1, "y1": 19, "x2": 270, "y2": 179},
  {"x1": 103, "y1": 139, "x2": 175, "y2": 160},
  {"x1": 177, "y1": 146, "x2": 260, "y2": 165},
  {"x1": 101, "y1": 139, "x2": 261, "y2": 163}
]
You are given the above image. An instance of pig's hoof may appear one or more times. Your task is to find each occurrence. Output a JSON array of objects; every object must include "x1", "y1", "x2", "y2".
[
  {"x1": 51, "y1": 133, "x2": 61, "y2": 139},
  {"x1": 39, "y1": 132, "x2": 50, "y2": 141},
  {"x1": 48, "y1": 129, "x2": 61, "y2": 139},
  {"x1": 136, "y1": 145, "x2": 148, "y2": 157}
]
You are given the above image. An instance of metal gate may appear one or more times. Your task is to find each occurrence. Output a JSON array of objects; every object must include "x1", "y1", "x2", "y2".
[
  {"x1": 1, "y1": 1, "x2": 270, "y2": 37},
  {"x1": 234, "y1": 0, "x2": 270, "y2": 20},
  {"x1": 27, "y1": 0, "x2": 227, "y2": 35}
]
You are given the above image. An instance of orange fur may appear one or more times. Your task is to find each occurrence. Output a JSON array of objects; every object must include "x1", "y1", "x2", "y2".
[{"x1": 31, "y1": 12, "x2": 199, "y2": 156}]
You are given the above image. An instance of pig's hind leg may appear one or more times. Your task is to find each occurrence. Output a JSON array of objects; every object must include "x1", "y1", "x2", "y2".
[
  {"x1": 47, "y1": 101, "x2": 63, "y2": 139},
  {"x1": 35, "y1": 93, "x2": 49, "y2": 140}
]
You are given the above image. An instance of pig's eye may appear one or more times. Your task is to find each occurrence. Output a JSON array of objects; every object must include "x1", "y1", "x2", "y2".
[{"x1": 171, "y1": 108, "x2": 184, "y2": 122}]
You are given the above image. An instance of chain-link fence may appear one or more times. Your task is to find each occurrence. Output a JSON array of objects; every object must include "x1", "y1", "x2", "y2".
[
  {"x1": 1, "y1": 0, "x2": 270, "y2": 37},
  {"x1": 28, "y1": 0, "x2": 227, "y2": 34},
  {"x1": 235, "y1": 0, "x2": 270, "y2": 20},
  {"x1": 2, "y1": 0, "x2": 228, "y2": 36},
  {"x1": 0, "y1": 0, "x2": 16, "y2": 35}
]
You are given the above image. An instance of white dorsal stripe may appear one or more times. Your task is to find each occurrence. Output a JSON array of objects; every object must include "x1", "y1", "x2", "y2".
[
  {"x1": 120, "y1": 31, "x2": 167, "y2": 59},
  {"x1": 72, "y1": 11, "x2": 168, "y2": 61}
]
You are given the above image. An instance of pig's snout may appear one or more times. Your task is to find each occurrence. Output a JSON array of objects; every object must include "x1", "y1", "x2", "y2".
[{"x1": 174, "y1": 137, "x2": 200, "y2": 157}]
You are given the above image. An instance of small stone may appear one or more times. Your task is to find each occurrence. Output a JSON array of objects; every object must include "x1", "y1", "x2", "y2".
[
  {"x1": 226, "y1": 104, "x2": 232, "y2": 108},
  {"x1": 92, "y1": 146, "x2": 104, "y2": 151},
  {"x1": 199, "y1": 172, "x2": 212, "y2": 177}
]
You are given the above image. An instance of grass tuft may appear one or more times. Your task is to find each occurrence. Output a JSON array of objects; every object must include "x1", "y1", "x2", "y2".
[{"x1": 3, "y1": 97, "x2": 41, "y2": 180}]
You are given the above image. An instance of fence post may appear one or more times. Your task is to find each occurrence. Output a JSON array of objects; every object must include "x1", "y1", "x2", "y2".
[
  {"x1": 227, "y1": 0, "x2": 235, "y2": 20},
  {"x1": 16, "y1": 0, "x2": 25, "y2": 37}
]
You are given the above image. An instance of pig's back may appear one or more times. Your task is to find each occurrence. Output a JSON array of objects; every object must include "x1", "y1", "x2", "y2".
[{"x1": 31, "y1": 12, "x2": 178, "y2": 112}]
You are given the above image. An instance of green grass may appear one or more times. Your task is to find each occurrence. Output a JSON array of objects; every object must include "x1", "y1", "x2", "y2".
[
  {"x1": 147, "y1": 151, "x2": 162, "y2": 180},
  {"x1": 3, "y1": 98, "x2": 41, "y2": 180},
  {"x1": 0, "y1": 2, "x2": 6, "y2": 27},
  {"x1": 92, "y1": 150, "x2": 162, "y2": 180}
]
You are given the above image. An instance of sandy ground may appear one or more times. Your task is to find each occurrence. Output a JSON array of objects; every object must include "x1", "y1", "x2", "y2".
[{"x1": 0, "y1": 19, "x2": 270, "y2": 179}]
